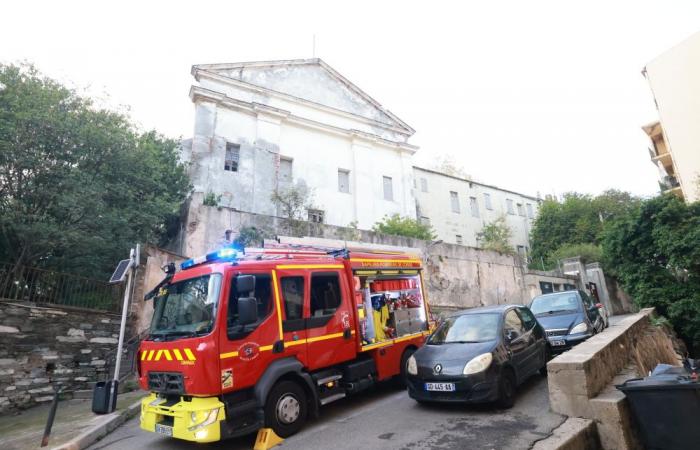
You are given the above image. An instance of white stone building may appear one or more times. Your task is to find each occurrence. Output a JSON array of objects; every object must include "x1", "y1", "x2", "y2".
[
  {"x1": 181, "y1": 58, "x2": 540, "y2": 256},
  {"x1": 413, "y1": 167, "x2": 540, "y2": 257},
  {"x1": 181, "y1": 58, "x2": 418, "y2": 231}
]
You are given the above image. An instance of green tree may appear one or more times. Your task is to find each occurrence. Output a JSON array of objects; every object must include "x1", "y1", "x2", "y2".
[
  {"x1": 270, "y1": 180, "x2": 315, "y2": 235},
  {"x1": 373, "y1": 214, "x2": 436, "y2": 240},
  {"x1": 233, "y1": 226, "x2": 267, "y2": 248},
  {"x1": 530, "y1": 190, "x2": 640, "y2": 268},
  {"x1": 0, "y1": 64, "x2": 190, "y2": 277},
  {"x1": 476, "y1": 216, "x2": 514, "y2": 255},
  {"x1": 602, "y1": 195, "x2": 700, "y2": 352}
]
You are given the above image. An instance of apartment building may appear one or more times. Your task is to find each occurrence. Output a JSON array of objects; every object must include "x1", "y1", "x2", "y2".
[{"x1": 643, "y1": 31, "x2": 700, "y2": 203}]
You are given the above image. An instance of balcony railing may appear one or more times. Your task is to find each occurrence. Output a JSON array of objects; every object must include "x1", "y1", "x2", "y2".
[{"x1": 0, "y1": 262, "x2": 123, "y2": 312}]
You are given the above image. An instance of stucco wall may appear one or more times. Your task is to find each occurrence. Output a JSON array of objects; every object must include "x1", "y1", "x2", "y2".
[{"x1": 177, "y1": 204, "x2": 570, "y2": 314}]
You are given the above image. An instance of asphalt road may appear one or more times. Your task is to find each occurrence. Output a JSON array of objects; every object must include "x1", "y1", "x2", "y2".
[{"x1": 88, "y1": 376, "x2": 563, "y2": 450}]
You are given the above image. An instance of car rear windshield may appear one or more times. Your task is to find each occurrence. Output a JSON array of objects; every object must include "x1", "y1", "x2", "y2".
[
  {"x1": 428, "y1": 313, "x2": 500, "y2": 344},
  {"x1": 530, "y1": 292, "x2": 581, "y2": 316}
]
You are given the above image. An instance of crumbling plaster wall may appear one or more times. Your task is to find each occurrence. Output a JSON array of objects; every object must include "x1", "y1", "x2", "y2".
[
  {"x1": 188, "y1": 65, "x2": 417, "y2": 232},
  {"x1": 177, "y1": 205, "x2": 571, "y2": 314}
]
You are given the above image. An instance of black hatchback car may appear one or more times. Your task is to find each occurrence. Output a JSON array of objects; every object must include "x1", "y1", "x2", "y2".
[
  {"x1": 406, "y1": 305, "x2": 548, "y2": 408},
  {"x1": 529, "y1": 290, "x2": 604, "y2": 353}
]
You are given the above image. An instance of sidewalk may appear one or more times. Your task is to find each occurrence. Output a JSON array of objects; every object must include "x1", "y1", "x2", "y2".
[{"x1": 0, "y1": 389, "x2": 144, "y2": 450}]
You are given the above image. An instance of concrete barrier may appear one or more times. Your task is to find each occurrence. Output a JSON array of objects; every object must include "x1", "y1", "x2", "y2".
[{"x1": 546, "y1": 308, "x2": 681, "y2": 450}]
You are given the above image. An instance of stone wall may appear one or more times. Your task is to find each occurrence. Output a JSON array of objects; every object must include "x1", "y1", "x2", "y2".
[
  {"x1": 0, "y1": 301, "x2": 124, "y2": 414},
  {"x1": 171, "y1": 204, "x2": 583, "y2": 315}
]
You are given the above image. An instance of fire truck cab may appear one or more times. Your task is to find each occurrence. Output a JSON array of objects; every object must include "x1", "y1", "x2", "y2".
[{"x1": 138, "y1": 245, "x2": 431, "y2": 442}]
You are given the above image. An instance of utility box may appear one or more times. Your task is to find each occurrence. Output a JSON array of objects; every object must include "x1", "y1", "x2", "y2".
[{"x1": 92, "y1": 380, "x2": 119, "y2": 414}]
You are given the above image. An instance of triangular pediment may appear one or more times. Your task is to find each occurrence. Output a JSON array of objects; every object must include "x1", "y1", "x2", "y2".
[{"x1": 194, "y1": 59, "x2": 413, "y2": 134}]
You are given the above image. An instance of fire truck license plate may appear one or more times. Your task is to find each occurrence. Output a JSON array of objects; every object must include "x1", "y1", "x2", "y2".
[
  {"x1": 425, "y1": 382, "x2": 456, "y2": 392},
  {"x1": 155, "y1": 424, "x2": 173, "y2": 436}
]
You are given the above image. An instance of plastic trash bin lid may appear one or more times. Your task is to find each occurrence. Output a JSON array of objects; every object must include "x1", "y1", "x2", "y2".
[{"x1": 617, "y1": 376, "x2": 700, "y2": 391}]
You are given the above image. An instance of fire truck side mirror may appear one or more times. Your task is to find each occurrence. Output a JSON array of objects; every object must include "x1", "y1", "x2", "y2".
[
  {"x1": 237, "y1": 275, "x2": 256, "y2": 295},
  {"x1": 238, "y1": 297, "x2": 258, "y2": 325}
]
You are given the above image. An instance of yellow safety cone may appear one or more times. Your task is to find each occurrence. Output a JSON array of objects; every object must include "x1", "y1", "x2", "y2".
[{"x1": 253, "y1": 428, "x2": 284, "y2": 450}]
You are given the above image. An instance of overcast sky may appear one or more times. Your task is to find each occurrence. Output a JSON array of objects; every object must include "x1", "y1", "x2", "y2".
[{"x1": 3, "y1": 0, "x2": 699, "y2": 198}]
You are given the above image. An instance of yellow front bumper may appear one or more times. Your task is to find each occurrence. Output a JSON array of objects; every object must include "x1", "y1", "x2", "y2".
[{"x1": 140, "y1": 393, "x2": 226, "y2": 443}]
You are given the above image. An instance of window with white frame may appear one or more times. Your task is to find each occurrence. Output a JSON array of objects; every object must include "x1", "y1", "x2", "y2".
[
  {"x1": 420, "y1": 178, "x2": 428, "y2": 193},
  {"x1": 517, "y1": 203, "x2": 525, "y2": 216},
  {"x1": 225, "y1": 143, "x2": 240, "y2": 172},
  {"x1": 470, "y1": 196, "x2": 479, "y2": 218},
  {"x1": 383, "y1": 176, "x2": 393, "y2": 201},
  {"x1": 526, "y1": 203, "x2": 534, "y2": 218},
  {"x1": 338, "y1": 169, "x2": 350, "y2": 193},
  {"x1": 506, "y1": 199, "x2": 515, "y2": 215},
  {"x1": 484, "y1": 192, "x2": 493, "y2": 210},
  {"x1": 450, "y1": 191, "x2": 460, "y2": 213}
]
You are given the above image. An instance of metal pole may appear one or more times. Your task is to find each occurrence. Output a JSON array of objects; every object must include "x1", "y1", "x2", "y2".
[
  {"x1": 40, "y1": 386, "x2": 61, "y2": 447},
  {"x1": 109, "y1": 249, "x2": 134, "y2": 410}
]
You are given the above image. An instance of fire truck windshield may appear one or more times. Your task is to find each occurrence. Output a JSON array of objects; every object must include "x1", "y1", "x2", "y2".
[{"x1": 148, "y1": 274, "x2": 222, "y2": 341}]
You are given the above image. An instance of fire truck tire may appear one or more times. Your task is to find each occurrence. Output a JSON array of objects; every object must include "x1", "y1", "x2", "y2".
[{"x1": 264, "y1": 380, "x2": 308, "y2": 438}]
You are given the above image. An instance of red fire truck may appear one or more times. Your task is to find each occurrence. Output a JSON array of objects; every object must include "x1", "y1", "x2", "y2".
[{"x1": 137, "y1": 245, "x2": 431, "y2": 443}]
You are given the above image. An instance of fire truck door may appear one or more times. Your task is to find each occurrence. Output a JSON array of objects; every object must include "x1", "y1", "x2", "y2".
[
  {"x1": 275, "y1": 270, "x2": 308, "y2": 366},
  {"x1": 305, "y1": 270, "x2": 356, "y2": 371}
]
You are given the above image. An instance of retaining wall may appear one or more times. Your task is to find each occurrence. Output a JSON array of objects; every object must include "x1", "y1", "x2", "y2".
[
  {"x1": 547, "y1": 308, "x2": 683, "y2": 449},
  {"x1": 0, "y1": 301, "x2": 124, "y2": 414}
]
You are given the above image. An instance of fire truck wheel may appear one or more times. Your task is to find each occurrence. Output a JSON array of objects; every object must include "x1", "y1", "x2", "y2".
[{"x1": 264, "y1": 380, "x2": 308, "y2": 438}]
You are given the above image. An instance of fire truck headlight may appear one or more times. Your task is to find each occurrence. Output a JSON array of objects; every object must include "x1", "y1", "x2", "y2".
[
  {"x1": 407, "y1": 355, "x2": 418, "y2": 376},
  {"x1": 187, "y1": 409, "x2": 219, "y2": 432}
]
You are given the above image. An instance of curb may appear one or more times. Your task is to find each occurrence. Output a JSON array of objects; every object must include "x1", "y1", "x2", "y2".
[
  {"x1": 531, "y1": 418, "x2": 601, "y2": 450},
  {"x1": 50, "y1": 400, "x2": 141, "y2": 450}
]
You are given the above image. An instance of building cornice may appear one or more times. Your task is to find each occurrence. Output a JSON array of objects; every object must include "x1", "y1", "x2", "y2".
[
  {"x1": 189, "y1": 86, "x2": 418, "y2": 154},
  {"x1": 192, "y1": 68, "x2": 414, "y2": 137}
]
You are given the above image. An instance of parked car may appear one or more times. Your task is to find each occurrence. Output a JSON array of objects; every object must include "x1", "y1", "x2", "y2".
[
  {"x1": 529, "y1": 290, "x2": 605, "y2": 353},
  {"x1": 406, "y1": 305, "x2": 548, "y2": 409}
]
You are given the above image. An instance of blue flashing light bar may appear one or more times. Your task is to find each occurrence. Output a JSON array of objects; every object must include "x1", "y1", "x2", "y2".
[{"x1": 180, "y1": 246, "x2": 243, "y2": 270}]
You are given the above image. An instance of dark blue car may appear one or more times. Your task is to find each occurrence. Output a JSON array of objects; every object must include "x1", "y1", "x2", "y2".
[{"x1": 529, "y1": 290, "x2": 605, "y2": 353}]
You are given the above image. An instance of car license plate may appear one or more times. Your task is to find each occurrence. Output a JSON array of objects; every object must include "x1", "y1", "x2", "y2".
[
  {"x1": 425, "y1": 382, "x2": 456, "y2": 392},
  {"x1": 550, "y1": 339, "x2": 566, "y2": 346},
  {"x1": 155, "y1": 424, "x2": 173, "y2": 436}
]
